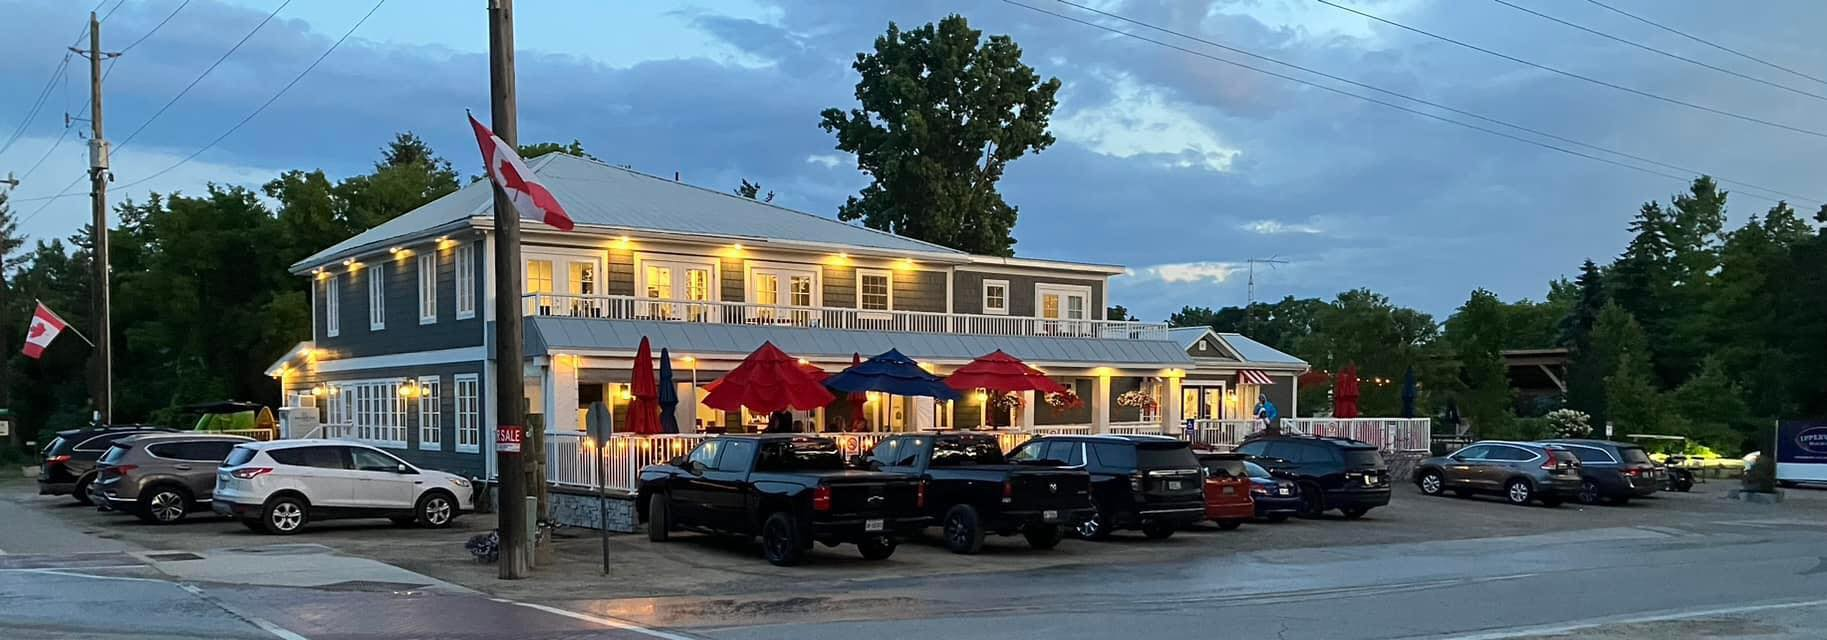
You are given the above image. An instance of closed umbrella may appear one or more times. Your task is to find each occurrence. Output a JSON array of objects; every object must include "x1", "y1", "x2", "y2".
[
  {"x1": 627, "y1": 337, "x2": 662, "y2": 435},
  {"x1": 846, "y1": 353, "x2": 867, "y2": 431},
  {"x1": 944, "y1": 350, "x2": 1067, "y2": 394},
  {"x1": 702, "y1": 342, "x2": 835, "y2": 414},
  {"x1": 1400, "y1": 367, "x2": 1418, "y2": 419},
  {"x1": 658, "y1": 348, "x2": 680, "y2": 434},
  {"x1": 1334, "y1": 364, "x2": 1361, "y2": 419}
]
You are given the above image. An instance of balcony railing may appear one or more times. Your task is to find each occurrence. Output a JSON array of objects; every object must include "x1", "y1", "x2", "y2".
[{"x1": 522, "y1": 293, "x2": 1171, "y2": 341}]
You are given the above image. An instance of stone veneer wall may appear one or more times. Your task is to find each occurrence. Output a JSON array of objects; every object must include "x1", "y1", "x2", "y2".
[{"x1": 547, "y1": 487, "x2": 638, "y2": 533}]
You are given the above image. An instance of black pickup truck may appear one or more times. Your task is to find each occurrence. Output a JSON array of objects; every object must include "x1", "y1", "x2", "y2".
[
  {"x1": 638, "y1": 434, "x2": 928, "y2": 566},
  {"x1": 863, "y1": 433, "x2": 1094, "y2": 554}
]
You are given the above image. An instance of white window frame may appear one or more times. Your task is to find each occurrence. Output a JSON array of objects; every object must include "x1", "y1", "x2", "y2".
[
  {"x1": 454, "y1": 243, "x2": 476, "y2": 320},
  {"x1": 418, "y1": 375, "x2": 442, "y2": 451},
  {"x1": 368, "y1": 267, "x2": 386, "y2": 331},
  {"x1": 981, "y1": 278, "x2": 1009, "y2": 315},
  {"x1": 454, "y1": 374, "x2": 480, "y2": 453},
  {"x1": 634, "y1": 253, "x2": 721, "y2": 301},
  {"x1": 743, "y1": 260, "x2": 822, "y2": 307},
  {"x1": 324, "y1": 378, "x2": 407, "y2": 448},
  {"x1": 1034, "y1": 283, "x2": 1092, "y2": 320},
  {"x1": 856, "y1": 268, "x2": 893, "y2": 313},
  {"x1": 325, "y1": 276, "x2": 341, "y2": 337},
  {"x1": 418, "y1": 253, "x2": 438, "y2": 325}
]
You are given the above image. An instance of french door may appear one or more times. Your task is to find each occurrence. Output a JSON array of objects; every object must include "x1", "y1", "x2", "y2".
[
  {"x1": 638, "y1": 256, "x2": 716, "y2": 322},
  {"x1": 747, "y1": 263, "x2": 818, "y2": 326},
  {"x1": 1037, "y1": 284, "x2": 1091, "y2": 336}
]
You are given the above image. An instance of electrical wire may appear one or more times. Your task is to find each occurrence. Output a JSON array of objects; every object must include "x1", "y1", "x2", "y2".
[
  {"x1": 118, "y1": 0, "x2": 192, "y2": 53},
  {"x1": 1584, "y1": 0, "x2": 1827, "y2": 88},
  {"x1": 0, "y1": 57, "x2": 70, "y2": 157},
  {"x1": 112, "y1": 0, "x2": 293, "y2": 153},
  {"x1": 1310, "y1": 0, "x2": 1827, "y2": 140},
  {"x1": 1040, "y1": 0, "x2": 1814, "y2": 204}
]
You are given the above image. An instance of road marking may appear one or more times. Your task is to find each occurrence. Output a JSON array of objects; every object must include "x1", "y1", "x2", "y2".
[
  {"x1": 495, "y1": 598, "x2": 701, "y2": 640},
  {"x1": 0, "y1": 564, "x2": 144, "y2": 573},
  {"x1": 12, "y1": 568, "x2": 310, "y2": 640},
  {"x1": 1437, "y1": 597, "x2": 1827, "y2": 640}
]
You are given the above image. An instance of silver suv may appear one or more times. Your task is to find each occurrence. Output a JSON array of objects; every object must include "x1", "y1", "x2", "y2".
[
  {"x1": 1413, "y1": 440, "x2": 1582, "y2": 507},
  {"x1": 94, "y1": 433, "x2": 253, "y2": 524}
]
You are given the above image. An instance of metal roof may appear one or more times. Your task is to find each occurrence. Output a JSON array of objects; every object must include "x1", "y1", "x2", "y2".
[
  {"x1": 1215, "y1": 332, "x2": 1307, "y2": 366},
  {"x1": 526, "y1": 317, "x2": 1194, "y2": 368},
  {"x1": 295, "y1": 153, "x2": 964, "y2": 270}
]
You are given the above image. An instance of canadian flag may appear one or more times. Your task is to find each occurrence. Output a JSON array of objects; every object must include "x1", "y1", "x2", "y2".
[
  {"x1": 22, "y1": 303, "x2": 70, "y2": 359},
  {"x1": 468, "y1": 113, "x2": 575, "y2": 232}
]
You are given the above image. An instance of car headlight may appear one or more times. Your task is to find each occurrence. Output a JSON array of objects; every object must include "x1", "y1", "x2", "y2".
[{"x1": 449, "y1": 477, "x2": 472, "y2": 488}]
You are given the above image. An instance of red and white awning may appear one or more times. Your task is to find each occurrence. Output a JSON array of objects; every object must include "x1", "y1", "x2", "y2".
[{"x1": 1237, "y1": 369, "x2": 1277, "y2": 385}]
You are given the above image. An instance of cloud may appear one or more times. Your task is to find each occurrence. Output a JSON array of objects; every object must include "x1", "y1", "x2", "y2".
[
  {"x1": 1125, "y1": 261, "x2": 1244, "y2": 284},
  {"x1": 804, "y1": 154, "x2": 843, "y2": 168},
  {"x1": 1053, "y1": 73, "x2": 1241, "y2": 172},
  {"x1": 1241, "y1": 219, "x2": 1325, "y2": 235}
]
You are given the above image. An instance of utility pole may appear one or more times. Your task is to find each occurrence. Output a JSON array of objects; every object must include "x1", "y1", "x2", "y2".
[
  {"x1": 1244, "y1": 256, "x2": 1288, "y2": 307},
  {"x1": 487, "y1": 0, "x2": 529, "y2": 580},
  {"x1": 73, "y1": 12, "x2": 116, "y2": 425}
]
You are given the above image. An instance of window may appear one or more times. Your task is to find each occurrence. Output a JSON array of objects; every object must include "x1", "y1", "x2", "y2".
[
  {"x1": 1453, "y1": 445, "x2": 1492, "y2": 460},
  {"x1": 1487, "y1": 446, "x2": 1536, "y2": 462},
  {"x1": 1341, "y1": 449, "x2": 1383, "y2": 467},
  {"x1": 754, "y1": 439, "x2": 845, "y2": 471},
  {"x1": 1035, "y1": 284, "x2": 1092, "y2": 334},
  {"x1": 418, "y1": 375, "x2": 442, "y2": 451},
  {"x1": 454, "y1": 243, "x2": 476, "y2": 319},
  {"x1": 325, "y1": 276, "x2": 341, "y2": 337},
  {"x1": 754, "y1": 273, "x2": 778, "y2": 306},
  {"x1": 714, "y1": 439, "x2": 757, "y2": 472},
  {"x1": 454, "y1": 374, "x2": 480, "y2": 453},
  {"x1": 418, "y1": 253, "x2": 438, "y2": 324},
  {"x1": 351, "y1": 447, "x2": 405, "y2": 472},
  {"x1": 149, "y1": 441, "x2": 237, "y2": 461},
  {"x1": 569, "y1": 261, "x2": 596, "y2": 296},
  {"x1": 982, "y1": 279, "x2": 1009, "y2": 314},
  {"x1": 686, "y1": 440, "x2": 722, "y2": 468},
  {"x1": 270, "y1": 446, "x2": 347, "y2": 469},
  {"x1": 1564, "y1": 446, "x2": 1612, "y2": 463},
  {"x1": 868, "y1": 439, "x2": 901, "y2": 466},
  {"x1": 1618, "y1": 447, "x2": 1652, "y2": 464},
  {"x1": 931, "y1": 436, "x2": 1004, "y2": 466},
  {"x1": 637, "y1": 254, "x2": 718, "y2": 322},
  {"x1": 888, "y1": 437, "x2": 925, "y2": 467},
  {"x1": 857, "y1": 269, "x2": 892, "y2": 311},
  {"x1": 325, "y1": 379, "x2": 408, "y2": 447},
  {"x1": 223, "y1": 446, "x2": 257, "y2": 467},
  {"x1": 1089, "y1": 443, "x2": 1134, "y2": 469},
  {"x1": 526, "y1": 259, "x2": 554, "y2": 295},
  {"x1": 368, "y1": 267, "x2": 386, "y2": 331}
]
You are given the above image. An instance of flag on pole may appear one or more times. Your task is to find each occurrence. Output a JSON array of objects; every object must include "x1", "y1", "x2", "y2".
[
  {"x1": 468, "y1": 112, "x2": 575, "y2": 231},
  {"x1": 22, "y1": 302, "x2": 72, "y2": 359}
]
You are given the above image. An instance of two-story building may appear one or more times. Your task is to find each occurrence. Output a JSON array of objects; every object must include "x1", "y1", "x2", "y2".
[{"x1": 267, "y1": 153, "x2": 1307, "y2": 479}]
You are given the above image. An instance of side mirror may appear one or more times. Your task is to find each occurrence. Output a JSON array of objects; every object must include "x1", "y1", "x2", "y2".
[
  {"x1": 667, "y1": 456, "x2": 685, "y2": 467},
  {"x1": 847, "y1": 454, "x2": 871, "y2": 469},
  {"x1": 687, "y1": 461, "x2": 707, "y2": 476},
  {"x1": 1449, "y1": 455, "x2": 1466, "y2": 462},
  {"x1": 395, "y1": 464, "x2": 414, "y2": 474}
]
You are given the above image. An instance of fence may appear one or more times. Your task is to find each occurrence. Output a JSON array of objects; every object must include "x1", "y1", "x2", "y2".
[{"x1": 1280, "y1": 418, "x2": 1432, "y2": 452}]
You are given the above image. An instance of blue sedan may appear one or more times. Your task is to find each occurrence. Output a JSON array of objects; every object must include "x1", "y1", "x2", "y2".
[{"x1": 1245, "y1": 461, "x2": 1303, "y2": 522}]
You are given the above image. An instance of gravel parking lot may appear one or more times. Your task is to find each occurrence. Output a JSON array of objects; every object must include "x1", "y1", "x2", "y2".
[{"x1": 8, "y1": 476, "x2": 1819, "y2": 603}]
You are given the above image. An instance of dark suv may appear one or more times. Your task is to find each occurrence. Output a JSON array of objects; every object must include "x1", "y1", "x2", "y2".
[
  {"x1": 1007, "y1": 435, "x2": 1205, "y2": 540},
  {"x1": 1414, "y1": 440, "x2": 1582, "y2": 507},
  {"x1": 1234, "y1": 434, "x2": 1391, "y2": 519},
  {"x1": 1539, "y1": 439, "x2": 1661, "y2": 505},
  {"x1": 38, "y1": 425, "x2": 175, "y2": 504}
]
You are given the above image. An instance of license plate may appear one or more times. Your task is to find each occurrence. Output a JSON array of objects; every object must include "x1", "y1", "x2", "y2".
[
  {"x1": 1043, "y1": 510, "x2": 1059, "y2": 522},
  {"x1": 864, "y1": 519, "x2": 884, "y2": 532},
  {"x1": 1166, "y1": 481, "x2": 1183, "y2": 491},
  {"x1": 1221, "y1": 486, "x2": 1236, "y2": 495},
  {"x1": 1279, "y1": 487, "x2": 1291, "y2": 496}
]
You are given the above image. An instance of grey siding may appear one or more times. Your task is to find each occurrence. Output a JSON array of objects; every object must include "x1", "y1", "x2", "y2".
[
  {"x1": 822, "y1": 265, "x2": 856, "y2": 308},
  {"x1": 893, "y1": 269, "x2": 946, "y2": 313},
  {"x1": 316, "y1": 233, "x2": 485, "y2": 358},
  {"x1": 284, "y1": 361, "x2": 488, "y2": 478},
  {"x1": 720, "y1": 257, "x2": 744, "y2": 302},
  {"x1": 1189, "y1": 335, "x2": 1230, "y2": 358},
  {"x1": 953, "y1": 271, "x2": 1106, "y2": 319},
  {"x1": 607, "y1": 247, "x2": 636, "y2": 296}
]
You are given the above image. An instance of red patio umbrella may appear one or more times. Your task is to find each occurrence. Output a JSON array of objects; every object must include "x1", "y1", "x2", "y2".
[
  {"x1": 845, "y1": 353, "x2": 867, "y2": 431},
  {"x1": 626, "y1": 337, "x2": 662, "y2": 434},
  {"x1": 702, "y1": 342, "x2": 835, "y2": 414},
  {"x1": 944, "y1": 350, "x2": 1067, "y2": 394},
  {"x1": 701, "y1": 360, "x2": 826, "y2": 392},
  {"x1": 1334, "y1": 364, "x2": 1361, "y2": 419}
]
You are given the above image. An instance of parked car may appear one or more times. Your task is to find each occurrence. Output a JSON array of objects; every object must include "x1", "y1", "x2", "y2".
[
  {"x1": 38, "y1": 425, "x2": 176, "y2": 505},
  {"x1": 93, "y1": 433, "x2": 253, "y2": 523},
  {"x1": 1242, "y1": 460, "x2": 1303, "y2": 521},
  {"x1": 1008, "y1": 435, "x2": 1205, "y2": 540},
  {"x1": 862, "y1": 432, "x2": 1093, "y2": 553},
  {"x1": 1413, "y1": 440, "x2": 1581, "y2": 507},
  {"x1": 1194, "y1": 452, "x2": 1255, "y2": 530},
  {"x1": 1234, "y1": 434, "x2": 1391, "y2": 518},
  {"x1": 1539, "y1": 439, "x2": 1661, "y2": 505},
  {"x1": 213, "y1": 439, "x2": 473, "y2": 534},
  {"x1": 639, "y1": 435, "x2": 928, "y2": 566}
]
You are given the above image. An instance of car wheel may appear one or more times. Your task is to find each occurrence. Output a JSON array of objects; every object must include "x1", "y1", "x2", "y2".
[
  {"x1": 856, "y1": 535, "x2": 896, "y2": 561},
  {"x1": 1339, "y1": 507, "x2": 1370, "y2": 520},
  {"x1": 137, "y1": 486, "x2": 191, "y2": 525},
  {"x1": 416, "y1": 492, "x2": 456, "y2": 529},
  {"x1": 1074, "y1": 510, "x2": 1112, "y2": 541},
  {"x1": 1577, "y1": 481, "x2": 1602, "y2": 505},
  {"x1": 646, "y1": 494, "x2": 671, "y2": 542},
  {"x1": 1263, "y1": 513, "x2": 1289, "y2": 523},
  {"x1": 1022, "y1": 524, "x2": 1064, "y2": 550},
  {"x1": 1217, "y1": 519, "x2": 1244, "y2": 530},
  {"x1": 72, "y1": 474, "x2": 96, "y2": 506},
  {"x1": 761, "y1": 512, "x2": 804, "y2": 566},
  {"x1": 1142, "y1": 521, "x2": 1177, "y2": 540},
  {"x1": 1504, "y1": 479, "x2": 1534, "y2": 506},
  {"x1": 261, "y1": 496, "x2": 309, "y2": 535},
  {"x1": 1298, "y1": 484, "x2": 1326, "y2": 517},
  {"x1": 942, "y1": 504, "x2": 985, "y2": 554},
  {"x1": 1417, "y1": 471, "x2": 1446, "y2": 496}
]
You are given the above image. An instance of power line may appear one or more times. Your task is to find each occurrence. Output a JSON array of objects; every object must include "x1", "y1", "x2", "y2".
[
  {"x1": 1012, "y1": 0, "x2": 1815, "y2": 205},
  {"x1": 0, "y1": 56, "x2": 71, "y2": 157},
  {"x1": 118, "y1": 0, "x2": 192, "y2": 54},
  {"x1": 1485, "y1": 0, "x2": 1827, "y2": 103},
  {"x1": 1583, "y1": 0, "x2": 1827, "y2": 88},
  {"x1": 1310, "y1": 0, "x2": 1827, "y2": 141},
  {"x1": 113, "y1": 0, "x2": 293, "y2": 153}
]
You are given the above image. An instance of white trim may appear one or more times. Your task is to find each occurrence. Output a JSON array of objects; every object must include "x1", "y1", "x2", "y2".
[
  {"x1": 455, "y1": 373, "x2": 481, "y2": 453},
  {"x1": 324, "y1": 276, "x2": 341, "y2": 338},
  {"x1": 482, "y1": 232, "x2": 497, "y2": 323},
  {"x1": 1034, "y1": 283, "x2": 1092, "y2": 320},
  {"x1": 981, "y1": 278, "x2": 1010, "y2": 315},
  {"x1": 955, "y1": 259, "x2": 1125, "y2": 276},
  {"x1": 323, "y1": 377, "x2": 409, "y2": 448},
  {"x1": 314, "y1": 346, "x2": 487, "y2": 373},
  {"x1": 856, "y1": 268, "x2": 893, "y2": 312},
  {"x1": 310, "y1": 273, "x2": 319, "y2": 341},
  {"x1": 418, "y1": 252, "x2": 438, "y2": 325},
  {"x1": 417, "y1": 375, "x2": 443, "y2": 451},
  {"x1": 743, "y1": 259, "x2": 822, "y2": 308},
  {"x1": 455, "y1": 242, "x2": 477, "y2": 320},
  {"x1": 367, "y1": 267, "x2": 386, "y2": 331}
]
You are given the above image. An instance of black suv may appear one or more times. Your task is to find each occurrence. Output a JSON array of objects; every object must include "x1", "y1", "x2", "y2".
[
  {"x1": 1008, "y1": 435, "x2": 1205, "y2": 540},
  {"x1": 1539, "y1": 439, "x2": 1661, "y2": 505},
  {"x1": 39, "y1": 425, "x2": 175, "y2": 504},
  {"x1": 1234, "y1": 434, "x2": 1391, "y2": 519}
]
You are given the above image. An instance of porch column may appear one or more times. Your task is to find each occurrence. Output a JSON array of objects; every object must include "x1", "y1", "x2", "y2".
[
  {"x1": 1160, "y1": 374, "x2": 1183, "y2": 433},
  {"x1": 1092, "y1": 371, "x2": 1112, "y2": 433},
  {"x1": 546, "y1": 355, "x2": 578, "y2": 434},
  {"x1": 1019, "y1": 390, "x2": 1036, "y2": 429}
]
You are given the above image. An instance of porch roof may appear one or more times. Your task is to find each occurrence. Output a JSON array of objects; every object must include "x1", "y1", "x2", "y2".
[{"x1": 526, "y1": 317, "x2": 1194, "y2": 368}]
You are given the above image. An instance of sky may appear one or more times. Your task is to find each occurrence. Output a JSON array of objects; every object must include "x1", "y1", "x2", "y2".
[{"x1": 2, "y1": 0, "x2": 1824, "y2": 322}]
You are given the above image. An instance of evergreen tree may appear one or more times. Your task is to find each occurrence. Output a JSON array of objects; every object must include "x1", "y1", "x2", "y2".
[
  {"x1": 1668, "y1": 356, "x2": 1749, "y2": 451},
  {"x1": 1557, "y1": 259, "x2": 1606, "y2": 349},
  {"x1": 1445, "y1": 289, "x2": 1514, "y2": 436}
]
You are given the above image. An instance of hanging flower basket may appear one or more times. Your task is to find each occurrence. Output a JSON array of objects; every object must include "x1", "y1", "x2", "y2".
[
  {"x1": 989, "y1": 392, "x2": 1023, "y2": 411},
  {"x1": 1044, "y1": 389, "x2": 1083, "y2": 414},
  {"x1": 1117, "y1": 390, "x2": 1157, "y2": 410}
]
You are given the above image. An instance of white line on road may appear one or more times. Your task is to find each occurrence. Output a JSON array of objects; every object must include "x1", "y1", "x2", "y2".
[
  {"x1": 1438, "y1": 597, "x2": 1827, "y2": 640},
  {"x1": 13, "y1": 568, "x2": 311, "y2": 640},
  {"x1": 496, "y1": 598, "x2": 701, "y2": 640},
  {"x1": 0, "y1": 564, "x2": 143, "y2": 573}
]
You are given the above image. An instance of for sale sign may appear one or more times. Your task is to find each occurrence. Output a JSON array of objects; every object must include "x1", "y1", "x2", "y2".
[
  {"x1": 1775, "y1": 421, "x2": 1827, "y2": 482},
  {"x1": 497, "y1": 424, "x2": 524, "y2": 453}
]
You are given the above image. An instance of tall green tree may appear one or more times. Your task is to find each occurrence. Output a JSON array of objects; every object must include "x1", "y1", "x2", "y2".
[
  {"x1": 820, "y1": 15, "x2": 1061, "y2": 256},
  {"x1": 518, "y1": 139, "x2": 595, "y2": 161},
  {"x1": 733, "y1": 179, "x2": 774, "y2": 203},
  {"x1": 1169, "y1": 305, "x2": 1218, "y2": 328},
  {"x1": 338, "y1": 133, "x2": 461, "y2": 231},
  {"x1": 1667, "y1": 356, "x2": 1749, "y2": 450},
  {"x1": 1444, "y1": 289, "x2": 1515, "y2": 436},
  {"x1": 1557, "y1": 259, "x2": 1606, "y2": 349},
  {"x1": 1578, "y1": 302, "x2": 1649, "y2": 430}
]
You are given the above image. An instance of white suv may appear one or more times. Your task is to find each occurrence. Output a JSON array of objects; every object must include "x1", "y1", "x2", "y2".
[{"x1": 213, "y1": 439, "x2": 473, "y2": 535}]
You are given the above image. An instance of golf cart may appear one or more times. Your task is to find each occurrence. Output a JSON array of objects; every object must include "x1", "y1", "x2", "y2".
[
  {"x1": 183, "y1": 401, "x2": 278, "y2": 441},
  {"x1": 1625, "y1": 434, "x2": 1697, "y2": 492}
]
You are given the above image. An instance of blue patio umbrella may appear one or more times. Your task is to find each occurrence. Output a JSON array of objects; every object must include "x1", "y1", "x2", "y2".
[
  {"x1": 1400, "y1": 367, "x2": 1418, "y2": 419},
  {"x1": 825, "y1": 349, "x2": 961, "y2": 401},
  {"x1": 657, "y1": 348, "x2": 680, "y2": 434}
]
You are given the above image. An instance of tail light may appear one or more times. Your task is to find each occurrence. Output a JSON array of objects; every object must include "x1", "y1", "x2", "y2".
[
  {"x1": 45, "y1": 455, "x2": 72, "y2": 465},
  {"x1": 230, "y1": 467, "x2": 273, "y2": 480},
  {"x1": 811, "y1": 486, "x2": 832, "y2": 512},
  {"x1": 918, "y1": 481, "x2": 928, "y2": 509},
  {"x1": 1001, "y1": 480, "x2": 1013, "y2": 504},
  {"x1": 1541, "y1": 457, "x2": 1561, "y2": 471},
  {"x1": 1624, "y1": 468, "x2": 1641, "y2": 477},
  {"x1": 104, "y1": 464, "x2": 138, "y2": 477}
]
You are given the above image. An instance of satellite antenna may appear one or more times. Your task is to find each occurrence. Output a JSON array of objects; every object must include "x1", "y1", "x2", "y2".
[{"x1": 1245, "y1": 256, "x2": 1289, "y2": 306}]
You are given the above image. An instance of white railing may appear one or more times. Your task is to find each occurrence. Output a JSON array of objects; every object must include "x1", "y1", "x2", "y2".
[
  {"x1": 1107, "y1": 421, "x2": 1166, "y2": 436},
  {"x1": 1187, "y1": 420, "x2": 1263, "y2": 449},
  {"x1": 1280, "y1": 418, "x2": 1432, "y2": 452},
  {"x1": 522, "y1": 293, "x2": 1172, "y2": 341},
  {"x1": 1032, "y1": 424, "x2": 1094, "y2": 436}
]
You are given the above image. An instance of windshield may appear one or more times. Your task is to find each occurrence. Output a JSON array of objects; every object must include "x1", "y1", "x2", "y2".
[
  {"x1": 99, "y1": 444, "x2": 130, "y2": 464},
  {"x1": 1243, "y1": 461, "x2": 1273, "y2": 479},
  {"x1": 1342, "y1": 449, "x2": 1384, "y2": 467},
  {"x1": 1135, "y1": 442, "x2": 1198, "y2": 470},
  {"x1": 930, "y1": 436, "x2": 1005, "y2": 466},
  {"x1": 1201, "y1": 458, "x2": 1248, "y2": 478},
  {"x1": 1619, "y1": 447, "x2": 1652, "y2": 464},
  {"x1": 221, "y1": 446, "x2": 258, "y2": 468},
  {"x1": 758, "y1": 439, "x2": 846, "y2": 472}
]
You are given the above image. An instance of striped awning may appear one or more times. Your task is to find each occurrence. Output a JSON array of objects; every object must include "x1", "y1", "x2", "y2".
[{"x1": 1237, "y1": 369, "x2": 1277, "y2": 385}]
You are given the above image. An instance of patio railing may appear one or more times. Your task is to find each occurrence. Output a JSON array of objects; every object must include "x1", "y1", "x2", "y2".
[
  {"x1": 522, "y1": 293, "x2": 1172, "y2": 341},
  {"x1": 1281, "y1": 418, "x2": 1433, "y2": 452}
]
